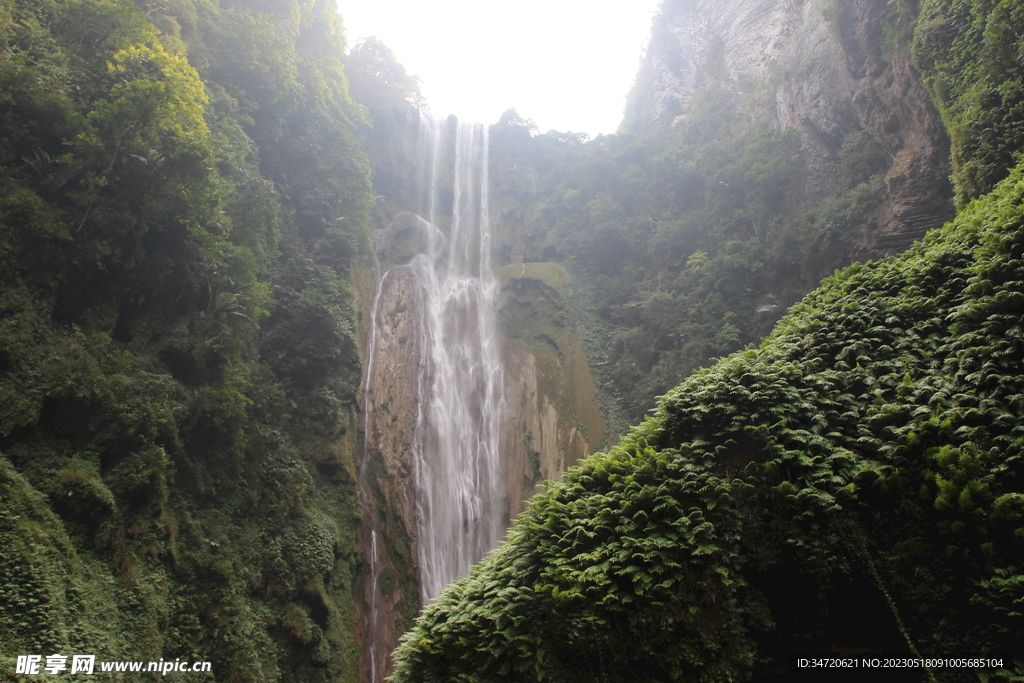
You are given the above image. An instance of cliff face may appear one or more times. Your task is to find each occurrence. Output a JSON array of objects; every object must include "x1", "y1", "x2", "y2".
[
  {"x1": 497, "y1": 261, "x2": 607, "y2": 513},
  {"x1": 358, "y1": 247, "x2": 606, "y2": 682},
  {"x1": 624, "y1": 0, "x2": 953, "y2": 254},
  {"x1": 359, "y1": 265, "x2": 423, "y2": 683},
  {"x1": 362, "y1": 254, "x2": 544, "y2": 682}
]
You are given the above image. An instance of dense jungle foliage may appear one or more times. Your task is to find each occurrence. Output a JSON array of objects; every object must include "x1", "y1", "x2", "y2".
[
  {"x1": 0, "y1": 0, "x2": 374, "y2": 678},
  {"x1": 913, "y1": 0, "x2": 1024, "y2": 206},
  {"x1": 389, "y1": 161, "x2": 1024, "y2": 683}
]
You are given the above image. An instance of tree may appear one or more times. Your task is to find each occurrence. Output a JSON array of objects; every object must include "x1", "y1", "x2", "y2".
[{"x1": 345, "y1": 37, "x2": 423, "y2": 109}]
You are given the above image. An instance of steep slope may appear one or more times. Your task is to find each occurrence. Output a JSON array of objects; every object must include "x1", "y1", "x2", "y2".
[
  {"x1": 624, "y1": 0, "x2": 953, "y2": 252},
  {"x1": 388, "y1": 166, "x2": 1024, "y2": 681},
  {"x1": 0, "y1": 0, "x2": 374, "y2": 679}
]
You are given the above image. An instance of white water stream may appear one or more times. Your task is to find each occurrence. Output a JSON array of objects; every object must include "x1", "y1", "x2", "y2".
[
  {"x1": 408, "y1": 115, "x2": 506, "y2": 602},
  {"x1": 362, "y1": 115, "x2": 507, "y2": 661}
]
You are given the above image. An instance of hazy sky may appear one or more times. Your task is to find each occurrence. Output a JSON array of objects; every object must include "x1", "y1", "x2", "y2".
[{"x1": 338, "y1": 0, "x2": 661, "y2": 137}]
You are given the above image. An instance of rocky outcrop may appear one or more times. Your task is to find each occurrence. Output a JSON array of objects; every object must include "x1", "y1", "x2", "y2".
[
  {"x1": 624, "y1": 0, "x2": 953, "y2": 254},
  {"x1": 497, "y1": 262, "x2": 608, "y2": 517},
  {"x1": 624, "y1": 0, "x2": 801, "y2": 127}
]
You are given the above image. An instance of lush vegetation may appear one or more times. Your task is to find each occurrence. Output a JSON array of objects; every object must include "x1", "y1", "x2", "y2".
[
  {"x1": 488, "y1": 85, "x2": 892, "y2": 429},
  {"x1": 913, "y1": 0, "x2": 1024, "y2": 206},
  {"x1": 2, "y1": 0, "x2": 1022, "y2": 679},
  {"x1": 0, "y1": 0, "x2": 373, "y2": 678},
  {"x1": 390, "y1": 162, "x2": 1024, "y2": 683}
]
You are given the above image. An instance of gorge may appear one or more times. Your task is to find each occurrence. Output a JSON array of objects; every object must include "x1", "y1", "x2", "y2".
[{"x1": 0, "y1": 0, "x2": 1022, "y2": 681}]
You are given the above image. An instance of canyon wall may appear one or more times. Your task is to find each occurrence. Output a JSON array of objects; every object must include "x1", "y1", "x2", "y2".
[
  {"x1": 624, "y1": 0, "x2": 953, "y2": 254},
  {"x1": 358, "y1": 265, "x2": 422, "y2": 683},
  {"x1": 497, "y1": 261, "x2": 608, "y2": 515}
]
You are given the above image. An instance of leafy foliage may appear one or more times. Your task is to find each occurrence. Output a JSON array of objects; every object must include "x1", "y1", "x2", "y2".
[
  {"x1": 345, "y1": 37, "x2": 423, "y2": 110},
  {"x1": 913, "y1": 0, "x2": 1024, "y2": 205},
  {"x1": 390, "y1": 166, "x2": 1024, "y2": 682},
  {"x1": 489, "y1": 84, "x2": 890, "y2": 427},
  {"x1": 0, "y1": 0, "x2": 372, "y2": 678}
]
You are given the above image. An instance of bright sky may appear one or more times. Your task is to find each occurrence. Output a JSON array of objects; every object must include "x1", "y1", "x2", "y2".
[{"x1": 337, "y1": 0, "x2": 662, "y2": 138}]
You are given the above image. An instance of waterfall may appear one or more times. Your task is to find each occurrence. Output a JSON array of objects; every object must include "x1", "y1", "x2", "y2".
[
  {"x1": 361, "y1": 114, "x2": 508, "y2": 643},
  {"x1": 360, "y1": 268, "x2": 390, "y2": 683},
  {"x1": 366, "y1": 530, "x2": 379, "y2": 683},
  {"x1": 409, "y1": 115, "x2": 506, "y2": 601}
]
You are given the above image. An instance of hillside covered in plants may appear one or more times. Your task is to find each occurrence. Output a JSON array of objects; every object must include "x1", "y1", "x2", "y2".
[{"x1": 389, "y1": 161, "x2": 1024, "y2": 683}]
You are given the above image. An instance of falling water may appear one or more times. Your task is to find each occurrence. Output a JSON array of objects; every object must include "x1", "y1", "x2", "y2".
[
  {"x1": 360, "y1": 267, "x2": 390, "y2": 683},
  {"x1": 366, "y1": 530, "x2": 379, "y2": 683},
  {"x1": 363, "y1": 112, "x2": 507, "y2": 622},
  {"x1": 409, "y1": 115, "x2": 506, "y2": 602}
]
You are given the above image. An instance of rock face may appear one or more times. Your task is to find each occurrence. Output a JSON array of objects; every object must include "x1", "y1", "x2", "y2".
[
  {"x1": 359, "y1": 266, "x2": 423, "y2": 683},
  {"x1": 624, "y1": 0, "x2": 953, "y2": 254},
  {"x1": 497, "y1": 262, "x2": 608, "y2": 517}
]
